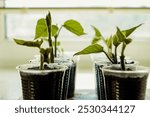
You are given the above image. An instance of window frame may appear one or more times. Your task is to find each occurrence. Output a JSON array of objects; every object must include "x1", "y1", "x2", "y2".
[{"x1": 1, "y1": 0, "x2": 150, "y2": 41}]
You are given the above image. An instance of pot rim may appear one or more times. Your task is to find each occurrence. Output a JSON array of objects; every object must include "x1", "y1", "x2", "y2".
[
  {"x1": 102, "y1": 65, "x2": 149, "y2": 74},
  {"x1": 16, "y1": 63, "x2": 68, "y2": 74}
]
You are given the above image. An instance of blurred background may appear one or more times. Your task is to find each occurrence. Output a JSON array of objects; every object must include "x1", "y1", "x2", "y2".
[{"x1": 0, "y1": 0, "x2": 150, "y2": 99}]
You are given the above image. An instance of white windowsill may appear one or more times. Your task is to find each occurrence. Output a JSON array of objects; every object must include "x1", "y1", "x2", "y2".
[{"x1": 0, "y1": 69, "x2": 150, "y2": 100}]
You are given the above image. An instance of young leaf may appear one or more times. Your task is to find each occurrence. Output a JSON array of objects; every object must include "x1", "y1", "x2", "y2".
[
  {"x1": 122, "y1": 23, "x2": 143, "y2": 37},
  {"x1": 92, "y1": 25, "x2": 102, "y2": 37},
  {"x1": 116, "y1": 27, "x2": 125, "y2": 42},
  {"x1": 34, "y1": 18, "x2": 48, "y2": 39},
  {"x1": 91, "y1": 37, "x2": 101, "y2": 44},
  {"x1": 52, "y1": 25, "x2": 58, "y2": 37},
  {"x1": 63, "y1": 19, "x2": 85, "y2": 36},
  {"x1": 46, "y1": 12, "x2": 52, "y2": 28},
  {"x1": 74, "y1": 44, "x2": 103, "y2": 56},
  {"x1": 91, "y1": 26, "x2": 103, "y2": 44},
  {"x1": 106, "y1": 36, "x2": 112, "y2": 50},
  {"x1": 14, "y1": 38, "x2": 43, "y2": 48},
  {"x1": 124, "y1": 38, "x2": 132, "y2": 45},
  {"x1": 113, "y1": 34, "x2": 121, "y2": 47}
]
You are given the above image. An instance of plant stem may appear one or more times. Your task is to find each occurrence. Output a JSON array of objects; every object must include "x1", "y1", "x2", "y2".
[
  {"x1": 120, "y1": 55, "x2": 125, "y2": 70},
  {"x1": 46, "y1": 12, "x2": 54, "y2": 63},
  {"x1": 44, "y1": 48, "x2": 50, "y2": 63},
  {"x1": 120, "y1": 42, "x2": 126, "y2": 70},
  {"x1": 50, "y1": 49, "x2": 54, "y2": 63},
  {"x1": 112, "y1": 53, "x2": 116, "y2": 64},
  {"x1": 54, "y1": 26, "x2": 63, "y2": 57},
  {"x1": 40, "y1": 53, "x2": 44, "y2": 70},
  {"x1": 103, "y1": 51, "x2": 114, "y2": 64},
  {"x1": 54, "y1": 37, "x2": 57, "y2": 57},
  {"x1": 114, "y1": 46, "x2": 118, "y2": 63}
]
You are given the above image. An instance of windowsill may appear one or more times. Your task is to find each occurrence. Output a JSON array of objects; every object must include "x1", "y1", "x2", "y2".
[
  {"x1": 0, "y1": 69, "x2": 96, "y2": 100},
  {"x1": 71, "y1": 89, "x2": 150, "y2": 100},
  {"x1": 0, "y1": 69, "x2": 150, "y2": 100}
]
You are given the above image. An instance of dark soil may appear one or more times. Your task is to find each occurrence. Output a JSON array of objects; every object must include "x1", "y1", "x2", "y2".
[
  {"x1": 104, "y1": 74, "x2": 148, "y2": 100},
  {"x1": 20, "y1": 69, "x2": 64, "y2": 100}
]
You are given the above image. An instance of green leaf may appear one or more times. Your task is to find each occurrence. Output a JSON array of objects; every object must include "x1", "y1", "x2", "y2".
[
  {"x1": 91, "y1": 37, "x2": 101, "y2": 44},
  {"x1": 116, "y1": 27, "x2": 125, "y2": 42},
  {"x1": 92, "y1": 25, "x2": 102, "y2": 37},
  {"x1": 34, "y1": 18, "x2": 48, "y2": 39},
  {"x1": 106, "y1": 36, "x2": 112, "y2": 50},
  {"x1": 52, "y1": 25, "x2": 58, "y2": 37},
  {"x1": 124, "y1": 38, "x2": 132, "y2": 45},
  {"x1": 74, "y1": 44, "x2": 103, "y2": 56},
  {"x1": 14, "y1": 38, "x2": 43, "y2": 48},
  {"x1": 63, "y1": 19, "x2": 85, "y2": 36},
  {"x1": 113, "y1": 34, "x2": 121, "y2": 47},
  {"x1": 122, "y1": 23, "x2": 143, "y2": 37},
  {"x1": 91, "y1": 26, "x2": 103, "y2": 44}
]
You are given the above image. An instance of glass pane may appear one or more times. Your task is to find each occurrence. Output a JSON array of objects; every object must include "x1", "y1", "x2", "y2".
[
  {"x1": 0, "y1": 0, "x2": 4, "y2": 7},
  {"x1": 6, "y1": 9, "x2": 150, "y2": 41},
  {"x1": 6, "y1": 11, "x2": 91, "y2": 40}
]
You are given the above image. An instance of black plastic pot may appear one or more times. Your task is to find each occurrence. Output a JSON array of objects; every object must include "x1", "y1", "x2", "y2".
[
  {"x1": 95, "y1": 60, "x2": 138, "y2": 100},
  {"x1": 61, "y1": 65, "x2": 71, "y2": 100},
  {"x1": 94, "y1": 61, "x2": 110, "y2": 100},
  {"x1": 67, "y1": 61, "x2": 76, "y2": 98},
  {"x1": 30, "y1": 55, "x2": 77, "y2": 99},
  {"x1": 55, "y1": 56, "x2": 77, "y2": 99},
  {"x1": 102, "y1": 65, "x2": 149, "y2": 100},
  {"x1": 17, "y1": 64, "x2": 67, "y2": 100}
]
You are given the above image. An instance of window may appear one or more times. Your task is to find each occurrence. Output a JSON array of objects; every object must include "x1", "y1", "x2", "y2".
[
  {"x1": 2, "y1": 0, "x2": 150, "y2": 41},
  {"x1": 5, "y1": 9, "x2": 150, "y2": 41}
]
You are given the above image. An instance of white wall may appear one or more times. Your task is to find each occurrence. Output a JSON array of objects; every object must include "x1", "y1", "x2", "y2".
[{"x1": 0, "y1": 39, "x2": 150, "y2": 70}]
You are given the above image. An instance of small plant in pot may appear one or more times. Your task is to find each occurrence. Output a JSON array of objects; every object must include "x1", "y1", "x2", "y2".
[
  {"x1": 32, "y1": 12, "x2": 85, "y2": 99},
  {"x1": 74, "y1": 24, "x2": 149, "y2": 100},
  {"x1": 15, "y1": 12, "x2": 85, "y2": 100},
  {"x1": 14, "y1": 12, "x2": 69, "y2": 100},
  {"x1": 91, "y1": 25, "x2": 140, "y2": 100}
]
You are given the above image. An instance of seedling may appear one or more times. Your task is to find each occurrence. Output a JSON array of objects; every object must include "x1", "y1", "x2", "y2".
[
  {"x1": 74, "y1": 24, "x2": 143, "y2": 70},
  {"x1": 14, "y1": 12, "x2": 85, "y2": 70}
]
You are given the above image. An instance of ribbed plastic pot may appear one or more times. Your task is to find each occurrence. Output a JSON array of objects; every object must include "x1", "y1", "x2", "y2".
[
  {"x1": 94, "y1": 61, "x2": 111, "y2": 100},
  {"x1": 95, "y1": 59, "x2": 138, "y2": 100},
  {"x1": 55, "y1": 57, "x2": 76, "y2": 99},
  {"x1": 17, "y1": 64, "x2": 67, "y2": 100},
  {"x1": 102, "y1": 65, "x2": 149, "y2": 100},
  {"x1": 60, "y1": 63, "x2": 72, "y2": 100},
  {"x1": 67, "y1": 61, "x2": 77, "y2": 98},
  {"x1": 30, "y1": 54, "x2": 78, "y2": 99}
]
